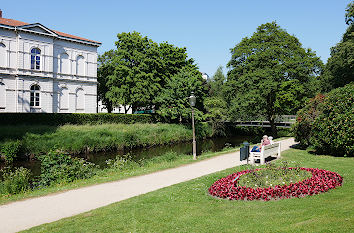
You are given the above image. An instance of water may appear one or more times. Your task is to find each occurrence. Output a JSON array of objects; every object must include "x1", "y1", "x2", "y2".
[{"x1": 1, "y1": 135, "x2": 253, "y2": 177}]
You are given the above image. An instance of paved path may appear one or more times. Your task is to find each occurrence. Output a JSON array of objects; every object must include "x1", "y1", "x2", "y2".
[{"x1": 0, "y1": 138, "x2": 296, "y2": 233}]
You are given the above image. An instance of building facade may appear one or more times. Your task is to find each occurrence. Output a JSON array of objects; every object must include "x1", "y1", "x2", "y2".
[{"x1": 0, "y1": 13, "x2": 101, "y2": 113}]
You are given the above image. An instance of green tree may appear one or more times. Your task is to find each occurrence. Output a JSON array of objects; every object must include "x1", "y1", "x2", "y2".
[
  {"x1": 106, "y1": 32, "x2": 160, "y2": 113},
  {"x1": 209, "y1": 66, "x2": 226, "y2": 97},
  {"x1": 97, "y1": 50, "x2": 116, "y2": 113},
  {"x1": 154, "y1": 67, "x2": 207, "y2": 123},
  {"x1": 226, "y1": 22, "x2": 323, "y2": 136},
  {"x1": 321, "y1": 2, "x2": 354, "y2": 91},
  {"x1": 103, "y1": 32, "x2": 196, "y2": 113},
  {"x1": 204, "y1": 96, "x2": 228, "y2": 136}
]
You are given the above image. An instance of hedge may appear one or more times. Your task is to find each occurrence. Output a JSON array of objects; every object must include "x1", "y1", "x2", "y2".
[{"x1": 0, "y1": 113, "x2": 155, "y2": 126}]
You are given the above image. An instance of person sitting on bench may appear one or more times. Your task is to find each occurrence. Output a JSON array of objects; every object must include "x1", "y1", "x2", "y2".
[{"x1": 251, "y1": 135, "x2": 271, "y2": 152}]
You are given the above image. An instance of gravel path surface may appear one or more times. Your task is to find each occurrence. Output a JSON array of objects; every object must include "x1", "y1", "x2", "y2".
[{"x1": 0, "y1": 138, "x2": 296, "y2": 233}]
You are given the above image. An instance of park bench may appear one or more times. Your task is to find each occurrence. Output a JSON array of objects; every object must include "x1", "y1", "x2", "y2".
[{"x1": 249, "y1": 142, "x2": 281, "y2": 165}]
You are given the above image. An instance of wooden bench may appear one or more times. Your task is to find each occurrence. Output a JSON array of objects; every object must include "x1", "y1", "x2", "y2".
[{"x1": 249, "y1": 142, "x2": 281, "y2": 165}]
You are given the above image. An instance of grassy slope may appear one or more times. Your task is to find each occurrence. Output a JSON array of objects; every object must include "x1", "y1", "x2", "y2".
[
  {"x1": 25, "y1": 149, "x2": 354, "y2": 233},
  {"x1": 0, "y1": 123, "x2": 193, "y2": 155}
]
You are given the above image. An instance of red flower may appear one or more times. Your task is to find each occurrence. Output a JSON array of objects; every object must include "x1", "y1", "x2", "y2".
[{"x1": 208, "y1": 168, "x2": 343, "y2": 201}]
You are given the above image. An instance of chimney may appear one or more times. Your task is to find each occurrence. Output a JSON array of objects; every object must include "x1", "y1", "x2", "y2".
[{"x1": 0, "y1": 10, "x2": 2, "y2": 18}]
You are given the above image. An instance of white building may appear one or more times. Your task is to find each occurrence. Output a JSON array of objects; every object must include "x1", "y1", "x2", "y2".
[
  {"x1": 201, "y1": 72, "x2": 209, "y2": 81},
  {"x1": 0, "y1": 12, "x2": 101, "y2": 113}
]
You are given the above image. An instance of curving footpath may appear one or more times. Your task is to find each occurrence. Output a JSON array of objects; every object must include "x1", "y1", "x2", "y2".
[{"x1": 0, "y1": 138, "x2": 296, "y2": 233}]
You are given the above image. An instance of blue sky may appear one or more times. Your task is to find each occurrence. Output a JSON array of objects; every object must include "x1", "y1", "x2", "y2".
[{"x1": 2, "y1": 0, "x2": 351, "y2": 76}]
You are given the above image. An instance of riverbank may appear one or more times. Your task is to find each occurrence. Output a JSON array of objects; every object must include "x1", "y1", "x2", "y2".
[
  {"x1": 0, "y1": 138, "x2": 296, "y2": 232},
  {"x1": 0, "y1": 123, "x2": 212, "y2": 160},
  {"x1": 25, "y1": 146, "x2": 354, "y2": 233},
  {"x1": 0, "y1": 142, "x2": 242, "y2": 205}
]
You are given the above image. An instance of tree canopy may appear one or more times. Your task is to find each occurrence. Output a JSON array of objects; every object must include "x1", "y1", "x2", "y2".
[
  {"x1": 102, "y1": 32, "x2": 196, "y2": 113},
  {"x1": 154, "y1": 67, "x2": 207, "y2": 122},
  {"x1": 321, "y1": 2, "x2": 354, "y2": 91},
  {"x1": 208, "y1": 66, "x2": 226, "y2": 97},
  {"x1": 225, "y1": 22, "x2": 323, "y2": 136}
]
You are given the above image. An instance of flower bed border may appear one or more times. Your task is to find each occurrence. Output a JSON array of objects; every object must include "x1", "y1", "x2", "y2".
[{"x1": 208, "y1": 168, "x2": 343, "y2": 201}]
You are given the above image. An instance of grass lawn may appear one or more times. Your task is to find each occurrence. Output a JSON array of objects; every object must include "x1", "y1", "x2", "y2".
[{"x1": 25, "y1": 148, "x2": 354, "y2": 233}]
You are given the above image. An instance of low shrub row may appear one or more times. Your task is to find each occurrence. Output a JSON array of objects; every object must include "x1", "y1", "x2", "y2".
[{"x1": 0, "y1": 113, "x2": 155, "y2": 126}]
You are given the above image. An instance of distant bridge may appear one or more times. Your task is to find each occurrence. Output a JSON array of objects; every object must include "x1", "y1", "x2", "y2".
[{"x1": 232, "y1": 115, "x2": 296, "y2": 128}]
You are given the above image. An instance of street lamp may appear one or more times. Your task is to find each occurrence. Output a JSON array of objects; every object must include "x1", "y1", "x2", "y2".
[{"x1": 189, "y1": 92, "x2": 197, "y2": 160}]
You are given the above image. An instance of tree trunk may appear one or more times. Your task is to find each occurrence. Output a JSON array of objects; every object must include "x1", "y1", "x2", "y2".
[
  {"x1": 106, "y1": 102, "x2": 113, "y2": 113},
  {"x1": 269, "y1": 117, "x2": 278, "y2": 138}
]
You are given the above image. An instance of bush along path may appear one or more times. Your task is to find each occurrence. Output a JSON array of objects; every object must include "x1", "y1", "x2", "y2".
[{"x1": 0, "y1": 138, "x2": 296, "y2": 233}]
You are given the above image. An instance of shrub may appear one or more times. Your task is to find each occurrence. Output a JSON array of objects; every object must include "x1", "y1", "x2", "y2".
[
  {"x1": 0, "y1": 113, "x2": 155, "y2": 126},
  {"x1": 293, "y1": 94, "x2": 325, "y2": 147},
  {"x1": 0, "y1": 167, "x2": 31, "y2": 195},
  {"x1": 37, "y1": 150, "x2": 97, "y2": 187},
  {"x1": 0, "y1": 140, "x2": 22, "y2": 164},
  {"x1": 195, "y1": 122, "x2": 213, "y2": 139},
  {"x1": 293, "y1": 83, "x2": 353, "y2": 156},
  {"x1": 310, "y1": 84, "x2": 354, "y2": 156}
]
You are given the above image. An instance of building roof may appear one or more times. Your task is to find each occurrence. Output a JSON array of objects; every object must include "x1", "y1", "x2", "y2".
[{"x1": 0, "y1": 17, "x2": 101, "y2": 45}]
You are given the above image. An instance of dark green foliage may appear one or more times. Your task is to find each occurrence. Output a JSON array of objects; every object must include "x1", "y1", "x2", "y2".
[
  {"x1": 195, "y1": 122, "x2": 213, "y2": 139},
  {"x1": 37, "y1": 150, "x2": 97, "y2": 187},
  {"x1": 97, "y1": 50, "x2": 116, "y2": 113},
  {"x1": 0, "y1": 113, "x2": 154, "y2": 126},
  {"x1": 154, "y1": 67, "x2": 208, "y2": 122},
  {"x1": 208, "y1": 66, "x2": 226, "y2": 97},
  {"x1": 293, "y1": 94, "x2": 326, "y2": 147},
  {"x1": 0, "y1": 167, "x2": 31, "y2": 195},
  {"x1": 0, "y1": 140, "x2": 22, "y2": 163},
  {"x1": 320, "y1": 2, "x2": 354, "y2": 91},
  {"x1": 226, "y1": 22, "x2": 323, "y2": 136},
  {"x1": 204, "y1": 97, "x2": 228, "y2": 136},
  {"x1": 310, "y1": 84, "x2": 354, "y2": 156}
]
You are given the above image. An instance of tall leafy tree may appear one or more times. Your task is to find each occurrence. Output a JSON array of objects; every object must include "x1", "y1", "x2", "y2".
[
  {"x1": 102, "y1": 32, "x2": 197, "y2": 113},
  {"x1": 209, "y1": 66, "x2": 226, "y2": 97},
  {"x1": 97, "y1": 50, "x2": 116, "y2": 113},
  {"x1": 154, "y1": 67, "x2": 207, "y2": 123},
  {"x1": 321, "y1": 2, "x2": 354, "y2": 91},
  {"x1": 226, "y1": 22, "x2": 323, "y2": 136},
  {"x1": 106, "y1": 32, "x2": 160, "y2": 113}
]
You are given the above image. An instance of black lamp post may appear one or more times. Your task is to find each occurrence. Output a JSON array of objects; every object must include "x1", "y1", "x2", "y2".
[{"x1": 189, "y1": 92, "x2": 197, "y2": 160}]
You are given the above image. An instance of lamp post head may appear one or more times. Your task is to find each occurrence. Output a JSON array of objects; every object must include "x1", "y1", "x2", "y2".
[{"x1": 189, "y1": 92, "x2": 196, "y2": 107}]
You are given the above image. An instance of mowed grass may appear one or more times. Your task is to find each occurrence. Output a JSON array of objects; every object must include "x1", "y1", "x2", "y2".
[
  {"x1": 0, "y1": 123, "x2": 193, "y2": 155},
  {"x1": 26, "y1": 149, "x2": 354, "y2": 233}
]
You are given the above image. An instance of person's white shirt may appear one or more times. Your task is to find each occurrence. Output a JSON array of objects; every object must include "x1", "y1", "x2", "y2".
[{"x1": 269, "y1": 136, "x2": 274, "y2": 145}]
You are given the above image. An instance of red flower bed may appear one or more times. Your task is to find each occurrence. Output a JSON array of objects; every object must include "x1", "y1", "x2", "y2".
[{"x1": 208, "y1": 168, "x2": 343, "y2": 201}]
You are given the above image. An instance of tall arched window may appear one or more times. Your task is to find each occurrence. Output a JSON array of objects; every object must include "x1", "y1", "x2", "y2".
[
  {"x1": 0, "y1": 82, "x2": 6, "y2": 109},
  {"x1": 0, "y1": 43, "x2": 6, "y2": 68},
  {"x1": 76, "y1": 55, "x2": 84, "y2": 76},
  {"x1": 31, "y1": 48, "x2": 41, "y2": 70},
  {"x1": 30, "y1": 84, "x2": 40, "y2": 107},
  {"x1": 60, "y1": 53, "x2": 70, "y2": 74},
  {"x1": 76, "y1": 88, "x2": 85, "y2": 110},
  {"x1": 60, "y1": 87, "x2": 69, "y2": 110}
]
